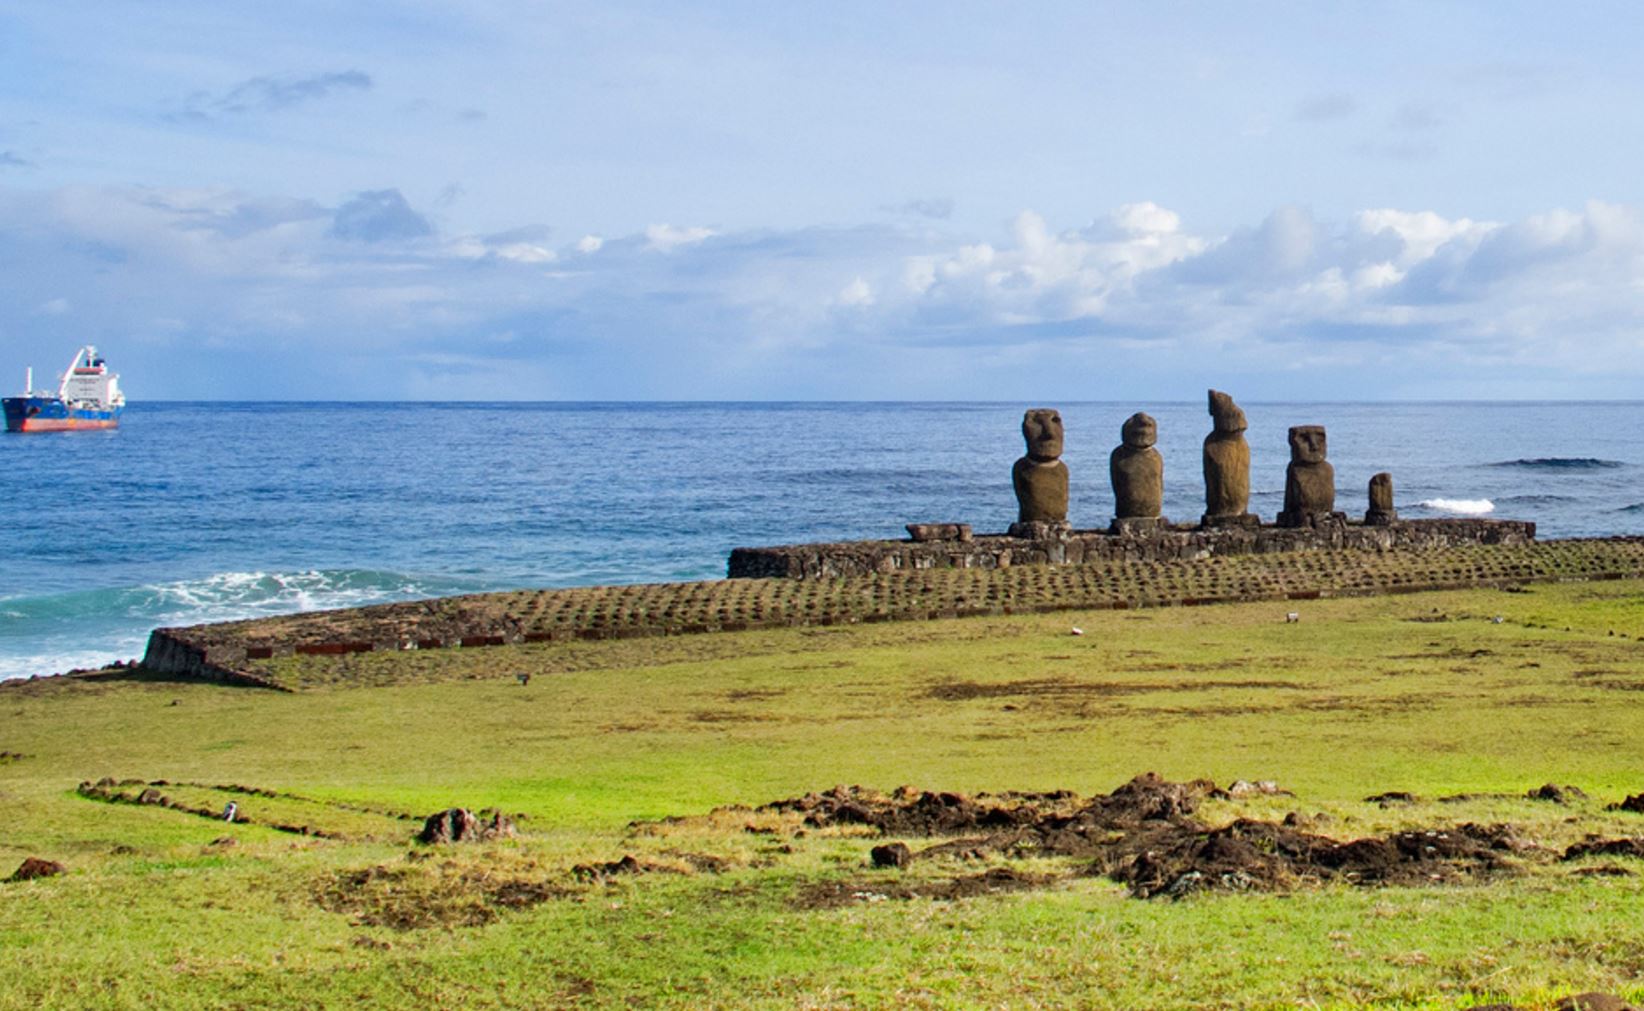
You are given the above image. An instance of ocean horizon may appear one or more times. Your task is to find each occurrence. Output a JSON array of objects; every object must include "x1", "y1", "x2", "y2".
[{"x1": 4, "y1": 399, "x2": 1643, "y2": 681}]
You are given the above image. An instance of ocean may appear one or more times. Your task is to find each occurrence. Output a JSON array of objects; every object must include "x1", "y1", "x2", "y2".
[{"x1": 3, "y1": 400, "x2": 1642, "y2": 681}]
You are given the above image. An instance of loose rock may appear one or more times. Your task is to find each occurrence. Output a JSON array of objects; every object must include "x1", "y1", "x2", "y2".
[{"x1": 416, "y1": 808, "x2": 517, "y2": 845}]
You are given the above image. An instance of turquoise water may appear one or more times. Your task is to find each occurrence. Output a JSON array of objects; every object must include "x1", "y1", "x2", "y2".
[{"x1": 3, "y1": 401, "x2": 1642, "y2": 680}]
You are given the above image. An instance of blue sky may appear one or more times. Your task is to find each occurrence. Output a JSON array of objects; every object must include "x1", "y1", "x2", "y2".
[{"x1": 5, "y1": 2, "x2": 1644, "y2": 399}]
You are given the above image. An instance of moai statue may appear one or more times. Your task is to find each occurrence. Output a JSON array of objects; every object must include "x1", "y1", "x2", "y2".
[
  {"x1": 1278, "y1": 425, "x2": 1341, "y2": 528},
  {"x1": 1110, "y1": 412, "x2": 1165, "y2": 534},
  {"x1": 1201, "y1": 389, "x2": 1257, "y2": 527},
  {"x1": 1365, "y1": 472, "x2": 1397, "y2": 525},
  {"x1": 1010, "y1": 408, "x2": 1069, "y2": 538}
]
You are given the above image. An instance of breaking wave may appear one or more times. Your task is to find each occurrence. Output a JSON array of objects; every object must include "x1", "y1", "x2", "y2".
[
  {"x1": 0, "y1": 569, "x2": 489, "y2": 681},
  {"x1": 1416, "y1": 498, "x2": 1495, "y2": 516},
  {"x1": 1487, "y1": 458, "x2": 1624, "y2": 470}
]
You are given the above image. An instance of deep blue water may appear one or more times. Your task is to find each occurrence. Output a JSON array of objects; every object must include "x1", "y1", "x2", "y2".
[{"x1": 4, "y1": 400, "x2": 1644, "y2": 680}]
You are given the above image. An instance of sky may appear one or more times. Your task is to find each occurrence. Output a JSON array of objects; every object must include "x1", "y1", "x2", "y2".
[{"x1": 5, "y1": 2, "x2": 1644, "y2": 400}]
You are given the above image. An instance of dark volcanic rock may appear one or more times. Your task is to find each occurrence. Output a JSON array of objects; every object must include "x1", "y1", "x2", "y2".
[{"x1": 416, "y1": 808, "x2": 516, "y2": 845}]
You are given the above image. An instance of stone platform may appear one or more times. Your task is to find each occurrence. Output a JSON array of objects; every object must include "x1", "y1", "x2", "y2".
[
  {"x1": 131, "y1": 533, "x2": 1644, "y2": 693},
  {"x1": 727, "y1": 518, "x2": 1537, "y2": 580}
]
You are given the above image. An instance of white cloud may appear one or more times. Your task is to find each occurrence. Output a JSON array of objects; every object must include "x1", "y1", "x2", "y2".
[
  {"x1": 9, "y1": 182, "x2": 1644, "y2": 398},
  {"x1": 835, "y1": 276, "x2": 874, "y2": 307},
  {"x1": 644, "y1": 223, "x2": 715, "y2": 253}
]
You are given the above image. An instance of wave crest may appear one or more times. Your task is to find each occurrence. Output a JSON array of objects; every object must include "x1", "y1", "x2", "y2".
[{"x1": 1416, "y1": 498, "x2": 1495, "y2": 516}]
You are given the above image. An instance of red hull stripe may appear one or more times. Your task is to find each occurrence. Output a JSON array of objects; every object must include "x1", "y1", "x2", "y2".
[{"x1": 10, "y1": 417, "x2": 120, "y2": 432}]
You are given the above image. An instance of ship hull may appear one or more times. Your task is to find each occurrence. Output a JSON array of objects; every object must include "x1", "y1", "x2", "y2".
[{"x1": 2, "y1": 396, "x2": 122, "y2": 433}]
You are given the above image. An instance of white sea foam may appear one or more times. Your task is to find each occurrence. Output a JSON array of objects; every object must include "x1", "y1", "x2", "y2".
[
  {"x1": 1416, "y1": 498, "x2": 1495, "y2": 516},
  {"x1": 0, "y1": 569, "x2": 483, "y2": 681}
]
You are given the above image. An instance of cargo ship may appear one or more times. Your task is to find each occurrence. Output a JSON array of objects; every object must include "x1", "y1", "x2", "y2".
[{"x1": 3, "y1": 346, "x2": 125, "y2": 432}]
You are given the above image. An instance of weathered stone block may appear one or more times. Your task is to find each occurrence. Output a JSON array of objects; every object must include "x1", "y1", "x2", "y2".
[{"x1": 906, "y1": 523, "x2": 973, "y2": 543}]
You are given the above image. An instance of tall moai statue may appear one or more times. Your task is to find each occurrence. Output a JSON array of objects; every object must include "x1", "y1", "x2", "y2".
[
  {"x1": 1011, "y1": 408, "x2": 1069, "y2": 537},
  {"x1": 1278, "y1": 425, "x2": 1341, "y2": 528},
  {"x1": 1110, "y1": 411, "x2": 1165, "y2": 534},
  {"x1": 1365, "y1": 472, "x2": 1397, "y2": 525},
  {"x1": 1201, "y1": 389, "x2": 1257, "y2": 527}
]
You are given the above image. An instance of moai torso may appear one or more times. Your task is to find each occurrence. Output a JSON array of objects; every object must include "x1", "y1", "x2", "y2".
[
  {"x1": 1110, "y1": 412, "x2": 1163, "y2": 519},
  {"x1": 1202, "y1": 390, "x2": 1252, "y2": 522},
  {"x1": 1365, "y1": 472, "x2": 1397, "y2": 525},
  {"x1": 1013, "y1": 408, "x2": 1069, "y2": 524}
]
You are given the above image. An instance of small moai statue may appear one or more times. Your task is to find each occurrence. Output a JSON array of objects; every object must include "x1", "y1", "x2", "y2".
[
  {"x1": 1278, "y1": 425, "x2": 1341, "y2": 528},
  {"x1": 1010, "y1": 408, "x2": 1070, "y2": 538},
  {"x1": 1365, "y1": 472, "x2": 1397, "y2": 525},
  {"x1": 1110, "y1": 411, "x2": 1165, "y2": 534},
  {"x1": 1201, "y1": 389, "x2": 1258, "y2": 527}
]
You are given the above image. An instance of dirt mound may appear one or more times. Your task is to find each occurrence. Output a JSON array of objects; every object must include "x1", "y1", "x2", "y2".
[
  {"x1": 760, "y1": 783, "x2": 1082, "y2": 836},
  {"x1": 760, "y1": 773, "x2": 1528, "y2": 899},
  {"x1": 7, "y1": 857, "x2": 65, "y2": 882},
  {"x1": 316, "y1": 862, "x2": 566, "y2": 930},
  {"x1": 1563, "y1": 837, "x2": 1644, "y2": 861},
  {"x1": 1609, "y1": 794, "x2": 1644, "y2": 813},
  {"x1": 1117, "y1": 820, "x2": 1524, "y2": 899},
  {"x1": 1528, "y1": 783, "x2": 1588, "y2": 804}
]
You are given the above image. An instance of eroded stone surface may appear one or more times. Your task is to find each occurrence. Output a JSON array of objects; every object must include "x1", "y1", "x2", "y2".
[
  {"x1": 1111, "y1": 412, "x2": 1164, "y2": 524},
  {"x1": 906, "y1": 523, "x2": 972, "y2": 543},
  {"x1": 1013, "y1": 408, "x2": 1069, "y2": 524},
  {"x1": 1366, "y1": 472, "x2": 1397, "y2": 525},
  {"x1": 1202, "y1": 390, "x2": 1255, "y2": 527},
  {"x1": 1279, "y1": 425, "x2": 1340, "y2": 528}
]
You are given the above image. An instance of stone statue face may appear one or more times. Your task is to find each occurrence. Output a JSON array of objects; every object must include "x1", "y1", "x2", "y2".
[
  {"x1": 1121, "y1": 412, "x2": 1157, "y2": 449},
  {"x1": 1289, "y1": 425, "x2": 1327, "y2": 464},
  {"x1": 1208, "y1": 389, "x2": 1247, "y2": 433},
  {"x1": 1021, "y1": 409, "x2": 1064, "y2": 460}
]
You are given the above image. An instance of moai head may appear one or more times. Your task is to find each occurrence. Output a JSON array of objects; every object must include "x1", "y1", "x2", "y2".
[
  {"x1": 1022, "y1": 409, "x2": 1064, "y2": 460},
  {"x1": 1288, "y1": 425, "x2": 1327, "y2": 465},
  {"x1": 1121, "y1": 412, "x2": 1157, "y2": 450},
  {"x1": 1207, "y1": 390, "x2": 1247, "y2": 434}
]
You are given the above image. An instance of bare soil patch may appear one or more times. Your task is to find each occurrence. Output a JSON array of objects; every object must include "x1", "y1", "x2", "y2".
[
  {"x1": 315, "y1": 862, "x2": 569, "y2": 930},
  {"x1": 753, "y1": 774, "x2": 1535, "y2": 902}
]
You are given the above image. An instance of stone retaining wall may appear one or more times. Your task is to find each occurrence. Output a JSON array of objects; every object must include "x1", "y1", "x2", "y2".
[
  {"x1": 137, "y1": 535, "x2": 1644, "y2": 692},
  {"x1": 727, "y1": 518, "x2": 1537, "y2": 580}
]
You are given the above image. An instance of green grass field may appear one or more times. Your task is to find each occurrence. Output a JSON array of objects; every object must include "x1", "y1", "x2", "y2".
[{"x1": 5, "y1": 579, "x2": 1644, "y2": 1009}]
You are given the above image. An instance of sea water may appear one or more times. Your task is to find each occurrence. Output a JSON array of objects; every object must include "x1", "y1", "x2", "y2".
[{"x1": 3, "y1": 401, "x2": 1642, "y2": 681}]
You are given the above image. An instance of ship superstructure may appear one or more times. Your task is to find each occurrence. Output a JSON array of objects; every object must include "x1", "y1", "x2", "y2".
[{"x1": 3, "y1": 346, "x2": 125, "y2": 432}]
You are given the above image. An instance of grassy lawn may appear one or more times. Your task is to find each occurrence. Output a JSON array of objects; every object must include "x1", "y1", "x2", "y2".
[{"x1": 5, "y1": 579, "x2": 1644, "y2": 1009}]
